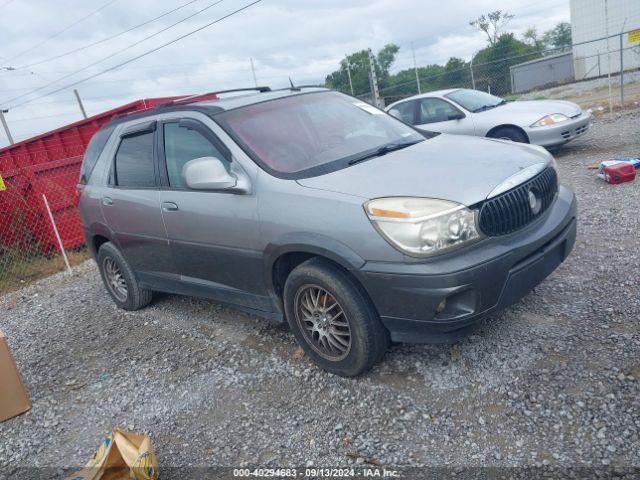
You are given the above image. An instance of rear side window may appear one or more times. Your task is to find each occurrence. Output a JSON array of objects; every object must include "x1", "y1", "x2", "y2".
[
  {"x1": 390, "y1": 100, "x2": 416, "y2": 124},
  {"x1": 114, "y1": 132, "x2": 155, "y2": 188},
  {"x1": 79, "y1": 126, "x2": 114, "y2": 185}
]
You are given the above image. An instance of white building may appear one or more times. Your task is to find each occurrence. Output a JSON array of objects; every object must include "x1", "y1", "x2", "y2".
[{"x1": 570, "y1": 0, "x2": 640, "y2": 79}]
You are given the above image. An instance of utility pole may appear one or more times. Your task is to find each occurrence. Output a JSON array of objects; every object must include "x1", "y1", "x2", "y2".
[
  {"x1": 73, "y1": 89, "x2": 88, "y2": 119},
  {"x1": 411, "y1": 42, "x2": 421, "y2": 94},
  {"x1": 344, "y1": 55, "x2": 354, "y2": 95},
  {"x1": 249, "y1": 57, "x2": 258, "y2": 88},
  {"x1": 367, "y1": 48, "x2": 383, "y2": 108},
  {"x1": 0, "y1": 109, "x2": 14, "y2": 145}
]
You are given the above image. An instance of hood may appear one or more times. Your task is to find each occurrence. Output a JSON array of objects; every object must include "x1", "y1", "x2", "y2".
[
  {"x1": 481, "y1": 99, "x2": 582, "y2": 125},
  {"x1": 296, "y1": 134, "x2": 553, "y2": 206}
]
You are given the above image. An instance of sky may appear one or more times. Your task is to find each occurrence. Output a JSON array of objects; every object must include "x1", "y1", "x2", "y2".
[{"x1": 0, "y1": 0, "x2": 570, "y2": 146}]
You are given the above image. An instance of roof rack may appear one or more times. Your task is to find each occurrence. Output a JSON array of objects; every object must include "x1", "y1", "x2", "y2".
[{"x1": 156, "y1": 87, "x2": 272, "y2": 108}]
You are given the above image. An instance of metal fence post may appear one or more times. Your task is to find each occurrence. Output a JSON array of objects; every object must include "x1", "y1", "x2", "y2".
[
  {"x1": 470, "y1": 58, "x2": 476, "y2": 89},
  {"x1": 42, "y1": 194, "x2": 72, "y2": 275},
  {"x1": 619, "y1": 33, "x2": 624, "y2": 107}
]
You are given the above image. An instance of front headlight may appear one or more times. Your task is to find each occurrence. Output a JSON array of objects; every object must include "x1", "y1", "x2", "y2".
[
  {"x1": 531, "y1": 113, "x2": 569, "y2": 127},
  {"x1": 365, "y1": 197, "x2": 482, "y2": 257}
]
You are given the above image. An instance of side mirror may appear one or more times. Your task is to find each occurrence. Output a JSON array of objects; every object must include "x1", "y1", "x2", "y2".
[
  {"x1": 388, "y1": 108, "x2": 402, "y2": 120},
  {"x1": 448, "y1": 112, "x2": 465, "y2": 121},
  {"x1": 183, "y1": 157, "x2": 237, "y2": 190}
]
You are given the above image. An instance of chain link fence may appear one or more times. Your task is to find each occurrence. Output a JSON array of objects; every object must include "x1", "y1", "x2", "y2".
[
  {"x1": 0, "y1": 144, "x2": 88, "y2": 295},
  {"x1": 354, "y1": 29, "x2": 640, "y2": 112}
]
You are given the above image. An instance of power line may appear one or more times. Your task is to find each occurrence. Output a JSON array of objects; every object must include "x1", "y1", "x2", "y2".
[
  {"x1": 7, "y1": 0, "x2": 263, "y2": 109},
  {"x1": 0, "y1": 0, "x2": 227, "y2": 107},
  {"x1": 0, "y1": 62, "x2": 305, "y2": 96},
  {"x1": 4, "y1": 0, "x2": 120, "y2": 63},
  {"x1": 22, "y1": 0, "x2": 201, "y2": 69}
]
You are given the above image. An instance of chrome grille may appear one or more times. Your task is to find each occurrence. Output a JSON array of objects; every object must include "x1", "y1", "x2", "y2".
[{"x1": 479, "y1": 167, "x2": 558, "y2": 236}]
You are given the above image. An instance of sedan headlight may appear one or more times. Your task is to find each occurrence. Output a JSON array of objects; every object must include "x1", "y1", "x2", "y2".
[
  {"x1": 531, "y1": 113, "x2": 569, "y2": 127},
  {"x1": 365, "y1": 197, "x2": 482, "y2": 257}
]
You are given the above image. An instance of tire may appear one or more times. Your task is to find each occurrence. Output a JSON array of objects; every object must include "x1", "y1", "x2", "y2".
[
  {"x1": 283, "y1": 258, "x2": 390, "y2": 377},
  {"x1": 97, "y1": 242, "x2": 152, "y2": 311},
  {"x1": 488, "y1": 126, "x2": 528, "y2": 143}
]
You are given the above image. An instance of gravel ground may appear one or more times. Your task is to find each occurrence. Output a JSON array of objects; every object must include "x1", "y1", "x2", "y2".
[{"x1": 1, "y1": 111, "x2": 639, "y2": 479}]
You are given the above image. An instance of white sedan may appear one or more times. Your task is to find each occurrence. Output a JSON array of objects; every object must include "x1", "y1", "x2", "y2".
[{"x1": 386, "y1": 88, "x2": 591, "y2": 149}]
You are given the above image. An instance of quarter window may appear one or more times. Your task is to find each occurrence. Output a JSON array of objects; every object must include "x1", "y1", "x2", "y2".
[
  {"x1": 418, "y1": 98, "x2": 462, "y2": 124},
  {"x1": 163, "y1": 122, "x2": 226, "y2": 188},
  {"x1": 114, "y1": 131, "x2": 155, "y2": 188},
  {"x1": 80, "y1": 126, "x2": 114, "y2": 185}
]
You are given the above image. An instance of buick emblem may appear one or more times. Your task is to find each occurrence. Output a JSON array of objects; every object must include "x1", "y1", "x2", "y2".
[{"x1": 528, "y1": 188, "x2": 541, "y2": 214}]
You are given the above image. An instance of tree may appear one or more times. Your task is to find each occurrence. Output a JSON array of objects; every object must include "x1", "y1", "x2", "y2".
[
  {"x1": 325, "y1": 44, "x2": 399, "y2": 96},
  {"x1": 523, "y1": 27, "x2": 544, "y2": 51},
  {"x1": 441, "y1": 57, "x2": 470, "y2": 88},
  {"x1": 383, "y1": 64, "x2": 444, "y2": 103},
  {"x1": 469, "y1": 10, "x2": 515, "y2": 46},
  {"x1": 472, "y1": 33, "x2": 539, "y2": 95},
  {"x1": 543, "y1": 22, "x2": 572, "y2": 50}
]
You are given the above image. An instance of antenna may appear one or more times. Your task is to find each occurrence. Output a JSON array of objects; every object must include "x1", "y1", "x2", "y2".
[{"x1": 289, "y1": 77, "x2": 300, "y2": 91}]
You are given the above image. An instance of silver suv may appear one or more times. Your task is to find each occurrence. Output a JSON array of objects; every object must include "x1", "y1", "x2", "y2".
[{"x1": 78, "y1": 87, "x2": 576, "y2": 377}]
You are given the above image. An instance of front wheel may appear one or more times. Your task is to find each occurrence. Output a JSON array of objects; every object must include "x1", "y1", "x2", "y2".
[
  {"x1": 488, "y1": 126, "x2": 528, "y2": 143},
  {"x1": 283, "y1": 258, "x2": 389, "y2": 377}
]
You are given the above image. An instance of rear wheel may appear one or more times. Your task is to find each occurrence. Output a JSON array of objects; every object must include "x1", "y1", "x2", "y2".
[
  {"x1": 283, "y1": 258, "x2": 389, "y2": 377},
  {"x1": 97, "y1": 242, "x2": 152, "y2": 311},
  {"x1": 488, "y1": 126, "x2": 528, "y2": 143}
]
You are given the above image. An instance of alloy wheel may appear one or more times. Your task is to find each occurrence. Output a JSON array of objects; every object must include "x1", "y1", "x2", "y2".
[
  {"x1": 103, "y1": 257, "x2": 128, "y2": 302},
  {"x1": 294, "y1": 284, "x2": 352, "y2": 361}
]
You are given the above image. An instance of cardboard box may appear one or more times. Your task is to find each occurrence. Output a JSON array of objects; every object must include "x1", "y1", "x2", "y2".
[{"x1": 0, "y1": 330, "x2": 31, "y2": 422}]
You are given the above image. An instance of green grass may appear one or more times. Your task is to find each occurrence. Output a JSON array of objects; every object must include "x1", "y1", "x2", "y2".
[{"x1": 0, "y1": 247, "x2": 90, "y2": 295}]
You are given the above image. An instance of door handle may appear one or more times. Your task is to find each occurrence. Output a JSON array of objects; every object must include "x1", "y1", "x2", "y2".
[
  {"x1": 102, "y1": 197, "x2": 113, "y2": 206},
  {"x1": 161, "y1": 201, "x2": 179, "y2": 212}
]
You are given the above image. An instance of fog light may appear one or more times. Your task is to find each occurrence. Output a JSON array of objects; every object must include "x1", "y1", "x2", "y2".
[{"x1": 436, "y1": 298, "x2": 447, "y2": 313}]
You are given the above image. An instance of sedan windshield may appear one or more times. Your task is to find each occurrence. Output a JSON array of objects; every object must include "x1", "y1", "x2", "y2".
[
  {"x1": 445, "y1": 89, "x2": 506, "y2": 113},
  {"x1": 215, "y1": 91, "x2": 424, "y2": 177}
]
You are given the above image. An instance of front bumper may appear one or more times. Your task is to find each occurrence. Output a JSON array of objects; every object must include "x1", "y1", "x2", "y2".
[
  {"x1": 356, "y1": 185, "x2": 577, "y2": 344},
  {"x1": 525, "y1": 112, "x2": 591, "y2": 147}
]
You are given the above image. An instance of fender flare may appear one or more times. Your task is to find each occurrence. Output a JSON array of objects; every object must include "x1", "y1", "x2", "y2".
[
  {"x1": 85, "y1": 222, "x2": 117, "y2": 258},
  {"x1": 262, "y1": 232, "x2": 366, "y2": 295}
]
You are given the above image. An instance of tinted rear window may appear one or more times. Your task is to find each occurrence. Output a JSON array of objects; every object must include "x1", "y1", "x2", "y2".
[
  {"x1": 79, "y1": 126, "x2": 114, "y2": 185},
  {"x1": 114, "y1": 131, "x2": 155, "y2": 188}
]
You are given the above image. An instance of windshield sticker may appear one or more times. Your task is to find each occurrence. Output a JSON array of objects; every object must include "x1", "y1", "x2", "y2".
[{"x1": 353, "y1": 101, "x2": 384, "y2": 115}]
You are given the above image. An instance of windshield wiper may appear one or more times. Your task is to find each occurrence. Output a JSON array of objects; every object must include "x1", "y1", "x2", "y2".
[
  {"x1": 348, "y1": 140, "x2": 422, "y2": 165},
  {"x1": 474, "y1": 100, "x2": 507, "y2": 113}
]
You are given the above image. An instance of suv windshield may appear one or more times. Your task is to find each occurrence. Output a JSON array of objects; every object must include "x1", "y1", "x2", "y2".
[
  {"x1": 215, "y1": 91, "x2": 424, "y2": 177},
  {"x1": 445, "y1": 89, "x2": 506, "y2": 113}
]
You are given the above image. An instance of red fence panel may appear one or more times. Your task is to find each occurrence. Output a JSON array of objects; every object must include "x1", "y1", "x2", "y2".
[{"x1": 0, "y1": 95, "x2": 215, "y2": 254}]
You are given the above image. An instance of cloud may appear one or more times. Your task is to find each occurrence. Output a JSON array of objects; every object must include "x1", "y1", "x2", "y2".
[{"x1": 0, "y1": 0, "x2": 569, "y2": 145}]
